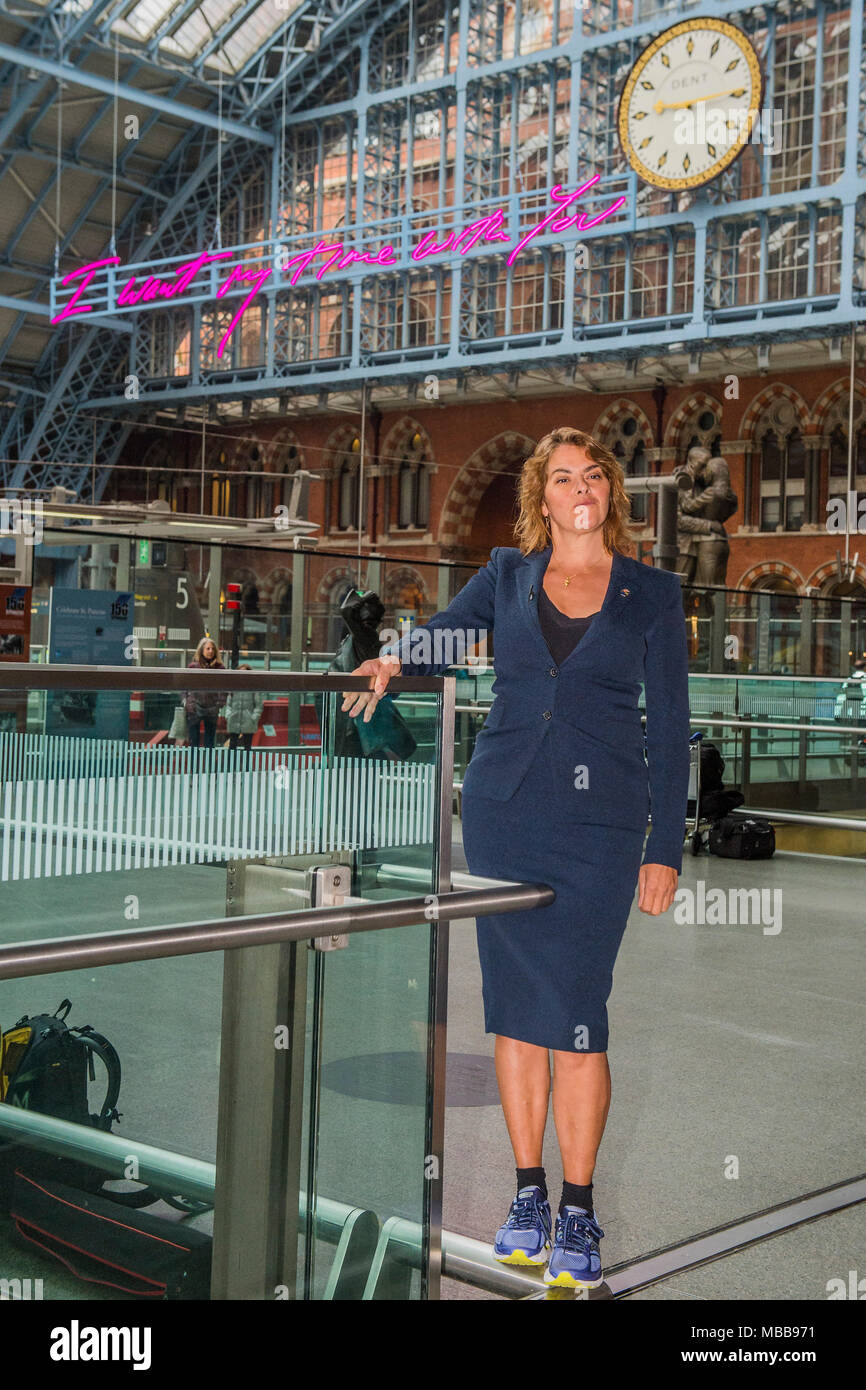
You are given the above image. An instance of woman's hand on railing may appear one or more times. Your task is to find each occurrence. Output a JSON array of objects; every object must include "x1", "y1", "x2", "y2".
[{"x1": 341, "y1": 656, "x2": 402, "y2": 723}]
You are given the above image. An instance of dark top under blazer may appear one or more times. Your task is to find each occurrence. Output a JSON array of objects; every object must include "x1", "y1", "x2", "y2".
[{"x1": 381, "y1": 544, "x2": 692, "y2": 872}]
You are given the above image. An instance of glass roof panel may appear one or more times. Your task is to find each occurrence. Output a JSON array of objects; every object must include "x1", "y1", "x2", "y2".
[
  {"x1": 220, "y1": 1, "x2": 304, "y2": 70},
  {"x1": 172, "y1": 0, "x2": 252, "y2": 62},
  {"x1": 169, "y1": 7, "x2": 217, "y2": 58},
  {"x1": 112, "y1": 0, "x2": 291, "y2": 73},
  {"x1": 122, "y1": 0, "x2": 180, "y2": 41}
]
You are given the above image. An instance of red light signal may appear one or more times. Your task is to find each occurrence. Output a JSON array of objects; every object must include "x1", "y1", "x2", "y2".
[{"x1": 225, "y1": 582, "x2": 243, "y2": 612}]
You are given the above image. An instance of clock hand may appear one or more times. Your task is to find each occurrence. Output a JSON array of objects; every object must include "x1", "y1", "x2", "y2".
[{"x1": 653, "y1": 87, "x2": 746, "y2": 115}]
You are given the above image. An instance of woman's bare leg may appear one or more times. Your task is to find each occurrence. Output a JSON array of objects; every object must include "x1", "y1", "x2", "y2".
[
  {"x1": 550, "y1": 1051, "x2": 610, "y2": 1185},
  {"x1": 494, "y1": 1035, "x2": 552, "y2": 1167}
]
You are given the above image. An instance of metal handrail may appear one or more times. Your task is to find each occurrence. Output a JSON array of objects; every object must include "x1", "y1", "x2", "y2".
[
  {"x1": 0, "y1": 880, "x2": 554, "y2": 981},
  {"x1": 687, "y1": 715, "x2": 866, "y2": 735},
  {"x1": 448, "y1": 707, "x2": 866, "y2": 736},
  {"x1": 730, "y1": 808, "x2": 866, "y2": 832},
  {"x1": 0, "y1": 666, "x2": 443, "y2": 693},
  {"x1": 684, "y1": 672, "x2": 866, "y2": 685}
]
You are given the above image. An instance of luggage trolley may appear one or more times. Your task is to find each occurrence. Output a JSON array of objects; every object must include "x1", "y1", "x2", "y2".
[
  {"x1": 643, "y1": 727, "x2": 706, "y2": 858},
  {"x1": 686, "y1": 729, "x2": 706, "y2": 855}
]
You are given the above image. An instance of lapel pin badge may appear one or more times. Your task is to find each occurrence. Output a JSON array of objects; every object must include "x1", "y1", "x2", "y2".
[{"x1": 620, "y1": 587, "x2": 630, "y2": 596}]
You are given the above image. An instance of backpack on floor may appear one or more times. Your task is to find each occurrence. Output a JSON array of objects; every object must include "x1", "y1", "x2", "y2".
[
  {"x1": 0, "y1": 999, "x2": 121, "y2": 1199},
  {"x1": 0, "y1": 999, "x2": 207, "y2": 1214},
  {"x1": 708, "y1": 814, "x2": 776, "y2": 860},
  {"x1": 0, "y1": 1000, "x2": 213, "y2": 1300}
]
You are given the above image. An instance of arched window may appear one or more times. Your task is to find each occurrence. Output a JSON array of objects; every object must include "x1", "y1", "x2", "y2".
[
  {"x1": 683, "y1": 407, "x2": 723, "y2": 458},
  {"x1": 759, "y1": 428, "x2": 805, "y2": 531},
  {"x1": 209, "y1": 449, "x2": 233, "y2": 518},
  {"x1": 753, "y1": 398, "x2": 808, "y2": 531},
  {"x1": 335, "y1": 440, "x2": 367, "y2": 532},
  {"x1": 394, "y1": 431, "x2": 431, "y2": 530},
  {"x1": 602, "y1": 413, "x2": 649, "y2": 524},
  {"x1": 338, "y1": 461, "x2": 357, "y2": 530},
  {"x1": 824, "y1": 395, "x2": 866, "y2": 521}
]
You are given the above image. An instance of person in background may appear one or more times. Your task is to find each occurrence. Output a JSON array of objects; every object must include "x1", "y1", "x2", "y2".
[
  {"x1": 834, "y1": 656, "x2": 866, "y2": 722},
  {"x1": 224, "y1": 664, "x2": 264, "y2": 751},
  {"x1": 835, "y1": 656, "x2": 866, "y2": 746},
  {"x1": 185, "y1": 636, "x2": 225, "y2": 748}
]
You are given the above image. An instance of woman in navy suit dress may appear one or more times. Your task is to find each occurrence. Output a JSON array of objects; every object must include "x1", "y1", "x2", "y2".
[{"x1": 342, "y1": 426, "x2": 691, "y2": 1289}]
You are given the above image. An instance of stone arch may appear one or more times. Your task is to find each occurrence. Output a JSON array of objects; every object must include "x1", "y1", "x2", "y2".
[
  {"x1": 737, "y1": 560, "x2": 805, "y2": 592},
  {"x1": 592, "y1": 399, "x2": 654, "y2": 450},
  {"x1": 804, "y1": 559, "x2": 866, "y2": 596},
  {"x1": 260, "y1": 565, "x2": 292, "y2": 609},
  {"x1": 664, "y1": 391, "x2": 724, "y2": 453},
  {"x1": 810, "y1": 378, "x2": 866, "y2": 436},
  {"x1": 203, "y1": 436, "x2": 237, "y2": 471},
  {"x1": 741, "y1": 384, "x2": 809, "y2": 444},
  {"x1": 316, "y1": 563, "x2": 365, "y2": 605},
  {"x1": 382, "y1": 565, "x2": 432, "y2": 608},
  {"x1": 263, "y1": 427, "x2": 304, "y2": 473},
  {"x1": 323, "y1": 422, "x2": 372, "y2": 472},
  {"x1": 380, "y1": 416, "x2": 435, "y2": 471},
  {"x1": 438, "y1": 431, "x2": 535, "y2": 548},
  {"x1": 230, "y1": 434, "x2": 268, "y2": 473}
]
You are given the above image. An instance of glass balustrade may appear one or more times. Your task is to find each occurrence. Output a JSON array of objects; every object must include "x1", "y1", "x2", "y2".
[
  {"x1": 12, "y1": 526, "x2": 866, "y2": 680},
  {"x1": 0, "y1": 671, "x2": 457, "y2": 1300},
  {"x1": 0, "y1": 662, "x2": 863, "y2": 1302}
]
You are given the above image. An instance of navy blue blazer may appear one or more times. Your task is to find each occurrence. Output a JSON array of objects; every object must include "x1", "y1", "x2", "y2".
[{"x1": 381, "y1": 545, "x2": 692, "y2": 872}]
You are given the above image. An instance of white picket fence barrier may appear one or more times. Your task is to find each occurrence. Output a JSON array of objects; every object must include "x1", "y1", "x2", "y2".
[
  {"x1": 0, "y1": 732, "x2": 323, "y2": 784},
  {"x1": 0, "y1": 747, "x2": 436, "y2": 882}
]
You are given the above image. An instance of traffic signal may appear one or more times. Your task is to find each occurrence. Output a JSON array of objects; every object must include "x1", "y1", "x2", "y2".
[{"x1": 224, "y1": 582, "x2": 243, "y2": 612}]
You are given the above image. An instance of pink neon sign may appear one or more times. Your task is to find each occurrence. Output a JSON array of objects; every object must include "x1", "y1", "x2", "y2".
[{"x1": 51, "y1": 180, "x2": 626, "y2": 359}]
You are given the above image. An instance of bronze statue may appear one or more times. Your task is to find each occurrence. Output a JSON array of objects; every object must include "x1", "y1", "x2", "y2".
[{"x1": 673, "y1": 447, "x2": 738, "y2": 587}]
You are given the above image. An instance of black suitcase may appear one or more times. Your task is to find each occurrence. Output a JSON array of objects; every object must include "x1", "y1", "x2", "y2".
[
  {"x1": 708, "y1": 814, "x2": 775, "y2": 860},
  {"x1": 10, "y1": 1169, "x2": 212, "y2": 1299}
]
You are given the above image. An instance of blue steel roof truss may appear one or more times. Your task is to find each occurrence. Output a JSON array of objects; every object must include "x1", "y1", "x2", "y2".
[{"x1": 0, "y1": 0, "x2": 863, "y2": 499}]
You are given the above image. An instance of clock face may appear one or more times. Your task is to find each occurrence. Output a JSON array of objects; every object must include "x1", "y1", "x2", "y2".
[{"x1": 618, "y1": 19, "x2": 763, "y2": 191}]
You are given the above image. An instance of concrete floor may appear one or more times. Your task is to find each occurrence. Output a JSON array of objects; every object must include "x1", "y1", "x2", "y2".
[
  {"x1": 442, "y1": 829, "x2": 866, "y2": 1300},
  {"x1": 0, "y1": 831, "x2": 863, "y2": 1301}
]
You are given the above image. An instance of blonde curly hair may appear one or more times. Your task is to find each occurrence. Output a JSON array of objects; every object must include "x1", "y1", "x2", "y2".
[{"x1": 514, "y1": 426, "x2": 642, "y2": 558}]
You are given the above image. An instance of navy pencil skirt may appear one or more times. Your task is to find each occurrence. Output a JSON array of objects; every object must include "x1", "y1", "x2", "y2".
[{"x1": 460, "y1": 732, "x2": 646, "y2": 1053}]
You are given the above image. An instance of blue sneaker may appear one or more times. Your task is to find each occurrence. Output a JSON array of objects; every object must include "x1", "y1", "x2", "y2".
[
  {"x1": 493, "y1": 1185, "x2": 552, "y2": 1267},
  {"x1": 543, "y1": 1205, "x2": 605, "y2": 1288}
]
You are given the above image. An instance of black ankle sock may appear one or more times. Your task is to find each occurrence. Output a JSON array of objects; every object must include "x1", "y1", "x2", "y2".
[
  {"x1": 560, "y1": 1180, "x2": 593, "y2": 1215},
  {"x1": 516, "y1": 1166, "x2": 547, "y2": 1198}
]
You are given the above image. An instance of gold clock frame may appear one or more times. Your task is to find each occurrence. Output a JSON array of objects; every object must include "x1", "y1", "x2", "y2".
[{"x1": 617, "y1": 18, "x2": 764, "y2": 192}]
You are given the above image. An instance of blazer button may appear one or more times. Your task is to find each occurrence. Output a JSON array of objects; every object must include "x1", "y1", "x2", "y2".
[
  {"x1": 549, "y1": 667, "x2": 558, "y2": 677},
  {"x1": 542, "y1": 709, "x2": 552, "y2": 720}
]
